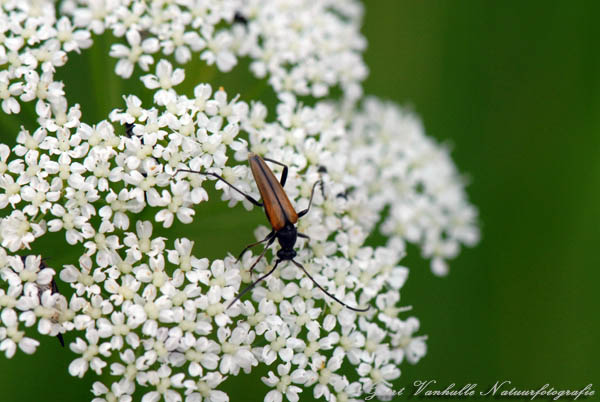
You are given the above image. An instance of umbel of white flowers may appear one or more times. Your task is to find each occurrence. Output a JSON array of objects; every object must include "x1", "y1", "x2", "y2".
[{"x1": 0, "y1": 1, "x2": 479, "y2": 402}]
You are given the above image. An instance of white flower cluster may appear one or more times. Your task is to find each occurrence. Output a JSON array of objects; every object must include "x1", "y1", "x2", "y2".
[
  {"x1": 1, "y1": 0, "x2": 366, "y2": 116},
  {"x1": 346, "y1": 99, "x2": 480, "y2": 276},
  {"x1": 0, "y1": 61, "x2": 428, "y2": 401},
  {"x1": 0, "y1": 1, "x2": 478, "y2": 401},
  {"x1": 234, "y1": 0, "x2": 367, "y2": 100},
  {"x1": 62, "y1": 0, "x2": 367, "y2": 101},
  {"x1": 0, "y1": 1, "x2": 92, "y2": 114}
]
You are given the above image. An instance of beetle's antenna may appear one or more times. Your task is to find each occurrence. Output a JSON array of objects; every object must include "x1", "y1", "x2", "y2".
[
  {"x1": 227, "y1": 259, "x2": 282, "y2": 309},
  {"x1": 290, "y1": 259, "x2": 370, "y2": 312},
  {"x1": 298, "y1": 179, "x2": 323, "y2": 218},
  {"x1": 173, "y1": 168, "x2": 263, "y2": 207}
]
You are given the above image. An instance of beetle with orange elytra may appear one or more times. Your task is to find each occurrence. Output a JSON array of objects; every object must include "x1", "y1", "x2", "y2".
[{"x1": 175, "y1": 153, "x2": 369, "y2": 312}]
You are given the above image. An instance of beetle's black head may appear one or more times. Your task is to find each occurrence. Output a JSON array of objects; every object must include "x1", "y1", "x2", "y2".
[{"x1": 276, "y1": 223, "x2": 298, "y2": 260}]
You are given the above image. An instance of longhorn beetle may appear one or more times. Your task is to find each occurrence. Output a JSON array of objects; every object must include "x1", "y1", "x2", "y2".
[{"x1": 175, "y1": 153, "x2": 369, "y2": 312}]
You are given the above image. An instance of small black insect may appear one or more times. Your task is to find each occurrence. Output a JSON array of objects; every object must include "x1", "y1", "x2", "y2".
[
  {"x1": 233, "y1": 11, "x2": 249, "y2": 25},
  {"x1": 19, "y1": 256, "x2": 65, "y2": 347},
  {"x1": 124, "y1": 122, "x2": 135, "y2": 138}
]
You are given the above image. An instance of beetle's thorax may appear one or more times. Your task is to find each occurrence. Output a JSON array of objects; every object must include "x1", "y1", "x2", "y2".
[{"x1": 276, "y1": 223, "x2": 298, "y2": 260}]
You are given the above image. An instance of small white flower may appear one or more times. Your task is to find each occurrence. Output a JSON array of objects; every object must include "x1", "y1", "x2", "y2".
[
  {"x1": 262, "y1": 362, "x2": 305, "y2": 402},
  {"x1": 333, "y1": 323, "x2": 366, "y2": 366},
  {"x1": 358, "y1": 352, "x2": 401, "y2": 397},
  {"x1": 138, "y1": 364, "x2": 184, "y2": 402},
  {"x1": 14, "y1": 127, "x2": 47, "y2": 157},
  {"x1": 56, "y1": 16, "x2": 93, "y2": 53},
  {"x1": 84, "y1": 220, "x2": 122, "y2": 268},
  {"x1": 0, "y1": 212, "x2": 45, "y2": 252},
  {"x1": 48, "y1": 204, "x2": 95, "y2": 245},
  {"x1": 160, "y1": 25, "x2": 205, "y2": 64},
  {"x1": 60, "y1": 255, "x2": 105, "y2": 296},
  {"x1": 182, "y1": 335, "x2": 220, "y2": 373},
  {"x1": 69, "y1": 329, "x2": 111, "y2": 377},
  {"x1": 20, "y1": 70, "x2": 65, "y2": 106},
  {"x1": 104, "y1": 274, "x2": 141, "y2": 306},
  {"x1": 216, "y1": 324, "x2": 258, "y2": 375},
  {"x1": 183, "y1": 371, "x2": 228, "y2": 402},
  {"x1": 110, "y1": 348, "x2": 141, "y2": 384},
  {"x1": 260, "y1": 324, "x2": 295, "y2": 364},
  {"x1": 99, "y1": 188, "x2": 144, "y2": 230},
  {"x1": 0, "y1": 71, "x2": 24, "y2": 114},
  {"x1": 20, "y1": 176, "x2": 59, "y2": 216},
  {"x1": 389, "y1": 317, "x2": 427, "y2": 365},
  {"x1": 153, "y1": 180, "x2": 195, "y2": 228},
  {"x1": 167, "y1": 238, "x2": 209, "y2": 282},
  {"x1": 0, "y1": 308, "x2": 40, "y2": 358},
  {"x1": 124, "y1": 220, "x2": 166, "y2": 261},
  {"x1": 304, "y1": 350, "x2": 346, "y2": 400},
  {"x1": 200, "y1": 26, "x2": 237, "y2": 72},
  {"x1": 110, "y1": 29, "x2": 159, "y2": 78},
  {"x1": 141, "y1": 60, "x2": 185, "y2": 92},
  {"x1": 97, "y1": 310, "x2": 140, "y2": 350},
  {"x1": 0, "y1": 174, "x2": 23, "y2": 208},
  {"x1": 91, "y1": 378, "x2": 134, "y2": 402}
]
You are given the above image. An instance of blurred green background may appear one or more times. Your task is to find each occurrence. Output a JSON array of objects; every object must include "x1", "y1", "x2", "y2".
[
  {"x1": 365, "y1": 0, "x2": 600, "y2": 396},
  {"x1": 1, "y1": 1, "x2": 599, "y2": 401}
]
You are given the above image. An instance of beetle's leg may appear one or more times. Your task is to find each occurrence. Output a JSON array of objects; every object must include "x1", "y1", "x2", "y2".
[
  {"x1": 297, "y1": 179, "x2": 322, "y2": 218},
  {"x1": 297, "y1": 232, "x2": 311, "y2": 250},
  {"x1": 297, "y1": 233, "x2": 310, "y2": 240},
  {"x1": 290, "y1": 259, "x2": 370, "y2": 312},
  {"x1": 237, "y1": 230, "x2": 275, "y2": 262},
  {"x1": 227, "y1": 259, "x2": 282, "y2": 309},
  {"x1": 174, "y1": 169, "x2": 263, "y2": 207},
  {"x1": 262, "y1": 157, "x2": 288, "y2": 187},
  {"x1": 248, "y1": 236, "x2": 277, "y2": 274}
]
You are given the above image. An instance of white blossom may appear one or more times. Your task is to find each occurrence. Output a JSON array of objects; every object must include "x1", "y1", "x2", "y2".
[
  {"x1": 109, "y1": 29, "x2": 159, "y2": 78},
  {"x1": 0, "y1": 308, "x2": 40, "y2": 358}
]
